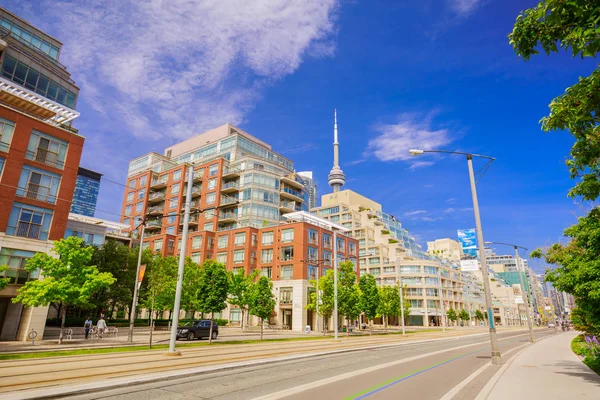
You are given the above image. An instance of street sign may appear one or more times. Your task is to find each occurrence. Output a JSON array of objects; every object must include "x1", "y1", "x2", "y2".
[{"x1": 460, "y1": 259, "x2": 479, "y2": 271}]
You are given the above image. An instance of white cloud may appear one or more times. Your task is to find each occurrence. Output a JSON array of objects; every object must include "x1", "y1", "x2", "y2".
[
  {"x1": 404, "y1": 210, "x2": 427, "y2": 216},
  {"x1": 446, "y1": 198, "x2": 456, "y2": 203},
  {"x1": 409, "y1": 161, "x2": 434, "y2": 170},
  {"x1": 449, "y1": 0, "x2": 481, "y2": 16},
  {"x1": 43, "y1": 0, "x2": 339, "y2": 140},
  {"x1": 444, "y1": 207, "x2": 455, "y2": 213},
  {"x1": 444, "y1": 207, "x2": 472, "y2": 213},
  {"x1": 366, "y1": 111, "x2": 455, "y2": 165}
]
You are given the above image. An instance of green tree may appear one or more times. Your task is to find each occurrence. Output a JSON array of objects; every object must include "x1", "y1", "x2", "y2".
[
  {"x1": 181, "y1": 258, "x2": 203, "y2": 317},
  {"x1": 531, "y1": 208, "x2": 600, "y2": 335},
  {"x1": 338, "y1": 261, "x2": 360, "y2": 335},
  {"x1": 446, "y1": 308, "x2": 458, "y2": 326},
  {"x1": 400, "y1": 285, "x2": 411, "y2": 326},
  {"x1": 197, "y1": 259, "x2": 229, "y2": 343},
  {"x1": 12, "y1": 237, "x2": 115, "y2": 343},
  {"x1": 228, "y1": 268, "x2": 258, "y2": 332},
  {"x1": 474, "y1": 309, "x2": 485, "y2": 324},
  {"x1": 359, "y1": 274, "x2": 379, "y2": 334},
  {"x1": 306, "y1": 269, "x2": 334, "y2": 334},
  {"x1": 459, "y1": 309, "x2": 470, "y2": 325},
  {"x1": 377, "y1": 285, "x2": 400, "y2": 332},
  {"x1": 248, "y1": 276, "x2": 276, "y2": 340},
  {"x1": 143, "y1": 255, "x2": 178, "y2": 317},
  {"x1": 509, "y1": 1, "x2": 600, "y2": 200},
  {"x1": 0, "y1": 266, "x2": 9, "y2": 291}
]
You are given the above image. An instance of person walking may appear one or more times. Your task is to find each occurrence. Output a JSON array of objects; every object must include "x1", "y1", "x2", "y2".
[
  {"x1": 96, "y1": 316, "x2": 107, "y2": 339},
  {"x1": 84, "y1": 317, "x2": 93, "y2": 339}
]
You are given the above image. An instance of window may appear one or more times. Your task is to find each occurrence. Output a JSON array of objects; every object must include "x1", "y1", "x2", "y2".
[
  {"x1": 281, "y1": 228, "x2": 294, "y2": 243},
  {"x1": 205, "y1": 209, "x2": 214, "y2": 219},
  {"x1": 16, "y1": 166, "x2": 61, "y2": 204},
  {"x1": 138, "y1": 189, "x2": 146, "y2": 200},
  {"x1": 139, "y1": 176, "x2": 147, "y2": 187},
  {"x1": 410, "y1": 300, "x2": 423, "y2": 308},
  {"x1": 307, "y1": 247, "x2": 318, "y2": 262},
  {"x1": 167, "y1": 239, "x2": 174, "y2": 252},
  {"x1": 126, "y1": 192, "x2": 134, "y2": 202},
  {"x1": 323, "y1": 250, "x2": 332, "y2": 266},
  {"x1": 234, "y1": 232, "x2": 246, "y2": 246},
  {"x1": 192, "y1": 236, "x2": 202, "y2": 249},
  {"x1": 261, "y1": 267, "x2": 272, "y2": 278},
  {"x1": 406, "y1": 288, "x2": 422, "y2": 296},
  {"x1": 207, "y1": 237, "x2": 214, "y2": 250},
  {"x1": 171, "y1": 183, "x2": 180, "y2": 194},
  {"x1": 209, "y1": 163, "x2": 218, "y2": 176},
  {"x1": 336, "y1": 237, "x2": 345, "y2": 252},
  {"x1": 208, "y1": 178, "x2": 217, "y2": 190},
  {"x1": 426, "y1": 288, "x2": 439, "y2": 297},
  {"x1": 216, "y1": 252, "x2": 227, "y2": 264},
  {"x1": 261, "y1": 249, "x2": 273, "y2": 263},
  {"x1": 129, "y1": 179, "x2": 136, "y2": 189},
  {"x1": 0, "y1": 21, "x2": 60, "y2": 59},
  {"x1": 26, "y1": 131, "x2": 69, "y2": 169},
  {"x1": 0, "y1": 117, "x2": 15, "y2": 153},
  {"x1": 280, "y1": 287, "x2": 293, "y2": 303},
  {"x1": 167, "y1": 214, "x2": 176, "y2": 224},
  {"x1": 308, "y1": 229, "x2": 318, "y2": 245},
  {"x1": 427, "y1": 300, "x2": 439, "y2": 309},
  {"x1": 233, "y1": 250, "x2": 245, "y2": 263},
  {"x1": 206, "y1": 193, "x2": 216, "y2": 204},
  {"x1": 166, "y1": 226, "x2": 175, "y2": 235},
  {"x1": 125, "y1": 205, "x2": 132, "y2": 216},
  {"x1": 172, "y1": 170, "x2": 181, "y2": 181},
  {"x1": 177, "y1": 239, "x2": 182, "y2": 250},
  {"x1": 425, "y1": 277, "x2": 440, "y2": 285},
  {"x1": 370, "y1": 268, "x2": 381, "y2": 275},
  {"x1": 204, "y1": 222, "x2": 214, "y2": 231},
  {"x1": 262, "y1": 231, "x2": 274, "y2": 245},
  {"x1": 154, "y1": 239, "x2": 163, "y2": 252},
  {"x1": 308, "y1": 265, "x2": 318, "y2": 281},
  {"x1": 0, "y1": 248, "x2": 38, "y2": 285},
  {"x1": 402, "y1": 277, "x2": 422, "y2": 285},
  {"x1": 191, "y1": 252, "x2": 201, "y2": 264},
  {"x1": 135, "y1": 203, "x2": 143, "y2": 213},
  {"x1": 349, "y1": 242, "x2": 357, "y2": 256},
  {"x1": 424, "y1": 266, "x2": 439, "y2": 275},
  {"x1": 281, "y1": 266, "x2": 293, "y2": 280},
  {"x1": 400, "y1": 265, "x2": 421, "y2": 274},
  {"x1": 252, "y1": 233, "x2": 257, "y2": 246},
  {"x1": 323, "y1": 233, "x2": 332, "y2": 249},
  {"x1": 281, "y1": 246, "x2": 294, "y2": 261},
  {"x1": 383, "y1": 266, "x2": 395, "y2": 273},
  {"x1": 217, "y1": 235, "x2": 228, "y2": 248},
  {"x1": 169, "y1": 198, "x2": 178, "y2": 209}
]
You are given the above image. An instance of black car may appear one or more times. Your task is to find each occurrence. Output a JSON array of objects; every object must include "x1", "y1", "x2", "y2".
[{"x1": 176, "y1": 320, "x2": 219, "y2": 340}]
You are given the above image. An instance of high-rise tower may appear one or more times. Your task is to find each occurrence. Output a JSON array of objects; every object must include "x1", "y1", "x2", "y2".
[{"x1": 327, "y1": 109, "x2": 346, "y2": 192}]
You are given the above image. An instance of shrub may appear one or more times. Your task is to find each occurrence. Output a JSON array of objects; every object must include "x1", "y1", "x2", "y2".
[{"x1": 214, "y1": 318, "x2": 229, "y2": 326}]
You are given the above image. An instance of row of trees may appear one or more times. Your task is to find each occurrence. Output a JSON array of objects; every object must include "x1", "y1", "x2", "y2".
[
  {"x1": 509, "y1": 1, "x2": 600, "y2": 335},
  {"x1": 306, "y1": 262, "x2": 410, "y2": 334},
  {"x1": 446, "y1": 308, "x2": 486, "y2": 326}
]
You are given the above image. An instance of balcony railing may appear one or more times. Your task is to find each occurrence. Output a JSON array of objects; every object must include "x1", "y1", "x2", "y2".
[
  {"x1": 16, "y1": 221, "x2": 42, "y2": 239},
  {"x1": 148, "y1": 192, "x2": 165, "y2": 202},
  {"x1": 151, "y1": 176, "x2": 168, "y2": 188},
  {"x1": 220, "y1": 196, "x2": 239, "y2": 205},
  {"x1": 28, "y1": 148, "x2": 63, "y2": 169},
  {"x1": 146, "y1": 219, "x2": 162, "y2": 228},
  {"x1": 221, "y1": 182, "x2": 239, "y2": 191},
  {"x1": 23, "y1": 183, "x2": 55, "y2": 203},
  {"x1": 219, "y1": 211, "x2": 238, "y2": 220}
]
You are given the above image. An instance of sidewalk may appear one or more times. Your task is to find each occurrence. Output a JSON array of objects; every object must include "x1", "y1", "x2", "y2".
[{"x1": 483, "y1": 331, "x2": 600, "y2": 399}]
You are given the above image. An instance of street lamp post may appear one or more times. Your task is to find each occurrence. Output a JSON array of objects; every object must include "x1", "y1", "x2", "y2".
[
  {"x1": 409, "y1": 149, "x2": 502, "y2": 365},
  {"x1": 485, "y1": 241, "x2": 535, "y2": 343},
  {"x1": 333, "y1": 230, "x2": 339, "y2": 340},
  {"x1": 398, "y1": 265, "x2": 406, "y2": 335},
  {"x1": 128, "y1": 220, "x2": 146, "y2": 342}
]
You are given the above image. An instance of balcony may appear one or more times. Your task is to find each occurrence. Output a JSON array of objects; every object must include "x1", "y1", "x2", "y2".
[
  {"x1": 182, "y1": 200, "x2": 200, "y2": 210},
  {"x1": 180, "y1": 215, "x2": 199, "y2": 226},
  {"x1": 145, "y1": 219, "x2": 162, "y2": 231},
  {"x1": 222, "y1": 168, "x2": 240, "y2": 179},
  {"x1": 221, "y1": 181, "x2": 239, "y2": 194},
  {"x1": 193, "y1": 171, "x2": 203, "y2": 182},
  {"x1": 27, "y1": 148, "x2": 63, "y2": 169},
  {"x1": 220, "y1": 196, "x2": 239, "y2": 208},
  {"x1": 280, "y1": 174, "x2": 304, "y2": 190},
  {"x1": 150, "y1": 176, "x2": 168, "y2": 189},
  {"x1": 148, "y1": 191, "x2": 165, "y2": 203},
  {"x1": 279, "y1": 200, "x2": 297, "y2": 213},
  {"x1": 189, "y1": 185, "x2": 202, "y2": 197},
  {"x1": 147, "y1": 205, "x2": 163, "y2": 216},
  {"x1": 219, "y1": 211, "x2": 238, "y2": 223},
  {"x1": 280, "y1": 187, "x2": 303, "y2": 202},
  {"x1": 22, "y1": 183, "x2": 55, "y2": 203}
]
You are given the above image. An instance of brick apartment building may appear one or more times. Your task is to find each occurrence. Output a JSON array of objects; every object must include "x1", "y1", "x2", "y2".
[{"x1": 0, "y1": 7, "x2": 83, "y2": 340}]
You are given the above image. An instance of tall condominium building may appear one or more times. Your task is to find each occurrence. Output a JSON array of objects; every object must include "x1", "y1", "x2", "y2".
[
  {"x1": 70, "y1": 167, "x2": 102, "y2": 217},
  {"x1": 122, "y1": 124, "x2": 357, "y2": 331},
  {"x1": 298, "y1": 171, "x2": 317, "y2": 209},
  {"x1": 65, "y1": 213, "x2": 131, "y2": 247},
  {"x1": 427, "y1": 238, "x2": 462, "y2": 262},
  {"x1": 0, "y1": 7, "x2": 83, "y2": 340}
]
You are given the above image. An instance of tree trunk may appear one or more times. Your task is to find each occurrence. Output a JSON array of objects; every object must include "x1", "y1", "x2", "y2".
[
  {"x1": 209, "y1": 312, "x2": 214, "y2": 344},
  {"x1": 241, "y1": 309, "x2": 245, "y2": 332},
  {"x1": 260, "y1": 317, "x2": 264, "y2": 341},
  {"x1": 59, "y1": 306, "x2": 66, "y2": 344},
  {"x1": 370, "y1": 319, "x2": 373, "y2": 335},
  {"x1": 347, "y1": 317, "x2": 350, "y2": 336},
  {"x1": 384, "y1": 315, "x2": 388, "y2": 333}
]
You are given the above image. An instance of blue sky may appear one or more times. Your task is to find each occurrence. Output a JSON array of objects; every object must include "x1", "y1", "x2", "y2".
[{"x1": 7, "y1": 0, "x2": 594, "y2": 271}]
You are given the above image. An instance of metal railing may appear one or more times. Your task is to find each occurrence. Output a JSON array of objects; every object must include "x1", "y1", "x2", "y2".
[
  {"x1": 24, "y1": 183, "x2": 55, "y2": 203},
  {"x1": 27, "y1": 148, "x2": 63, "y2": 169},
  {"x1": 16, "y1": 221, "x2": 42, "y2": 239},
  {"x1": 222, "y1": 182, "x2": 239, "y2": 190}
]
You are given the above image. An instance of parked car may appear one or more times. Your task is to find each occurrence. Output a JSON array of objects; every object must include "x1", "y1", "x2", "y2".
[
  {"x1": 176, "y1": 320, "x2": 219, "y2": 340},
  {"x1": 547, "y1": 322, "x2": 555, "y2": 328}
]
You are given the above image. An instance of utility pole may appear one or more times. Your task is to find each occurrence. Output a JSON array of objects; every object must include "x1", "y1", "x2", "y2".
[
  {"x1": 439, "y1": 272, "x2": 446, "y2": 332},
  {"x1": 515, "y1": 247, "x2": 535, "y2": 342},
  {"x1": 333, "y1": 230, "x2": 339, "y2": 340},
  {"x1": 166, "y1": 165, "x2": 194, "y2": 355},
  {"x1": 398, "y1": 265, "x2": 406, "y2": 335},
  {"x1": 467, "y1": 155, "x2": 502, "y2": 365},
  {"x1": 128, "y1": 221, "x2": 145, "y2": 342}
]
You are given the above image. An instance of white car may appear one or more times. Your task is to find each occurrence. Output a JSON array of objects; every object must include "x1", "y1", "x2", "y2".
[{"x1": 548, "y1": 322, "x2": 556, "y2": 328}]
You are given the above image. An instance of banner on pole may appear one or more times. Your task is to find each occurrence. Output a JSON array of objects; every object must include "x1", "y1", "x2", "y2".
[{"x1": 458, "y1": 229, "x2": 479, "y2": 271}]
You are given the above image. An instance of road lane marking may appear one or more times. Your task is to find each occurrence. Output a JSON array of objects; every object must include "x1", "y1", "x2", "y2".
[{"x1": 250, "y1": 333, "x2": 530, "y2": 400}]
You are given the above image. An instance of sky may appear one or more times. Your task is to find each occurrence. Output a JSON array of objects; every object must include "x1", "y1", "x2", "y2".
[{"x1": 6, "y1": 0, "x2": 595, "y2": 272}]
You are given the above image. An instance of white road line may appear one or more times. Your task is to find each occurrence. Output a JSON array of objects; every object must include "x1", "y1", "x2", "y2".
[{"x1": 251, "y1": 333, "x2": 530, "y2": 400}]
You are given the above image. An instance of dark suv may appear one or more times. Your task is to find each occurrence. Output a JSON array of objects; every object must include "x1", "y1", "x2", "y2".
[{"x1": 176, "y1": 320, "x2": 219, "y2": 340}]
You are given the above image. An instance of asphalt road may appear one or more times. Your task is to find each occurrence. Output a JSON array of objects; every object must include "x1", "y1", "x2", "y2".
[{"x1": 62, "y1": 329, "x2": 555, "y2": 400}]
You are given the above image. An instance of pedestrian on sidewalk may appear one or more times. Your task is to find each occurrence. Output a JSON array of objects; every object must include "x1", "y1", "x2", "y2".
[
  {"x1": 84, "y1": 317, "x2": 93, "y2": 339},
  {"x1": 96, "y1": 317, "x2": 107, "y2": 339}
]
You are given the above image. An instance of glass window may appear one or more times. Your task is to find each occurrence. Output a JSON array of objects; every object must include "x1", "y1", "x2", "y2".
[
  {"x1": 427, "y1": 300, "x2": 438, "y2": 309},
  {"x1": 410, "y1": 299, "x2": 423, "y2": 308},
  {"x1": 424, "y1": 266, "x2": 439, "y2": 275},
  {"x1": 336, "y1": 237, "x2": 345, "y2": 252},
  {"x1": 217, "y1": 235, "x2": 228, "y2": 248},
  {"x1": 234, "y1": 232, "x2": 246, "y2": 246},
  {"x1": 323, "y1": 233, "x2": 332, "y2": 249},
  {"x1": 384, "y1": 266, "x2": 396, "y2": 273},
  {"x1": 139, "y1": 176, "x2": 147, "y2": 187},
  {"x1": 191, "y1": 252, "x2": 201, "y2": 264},
  {"x1": 308, "y1": 229, "x2": 318, "y2": 245},
  {"x1": 261, "y1": 267, "x2": 272, "y2": 278},
  {"x1": 126, "y1": 192, "x2": 134, "y2": 202},
  {"x1": 0, "y1": 248, "x2": 37, "y2": 284},
  {"x1": 370, "y1": 268, "x2": 381, "y2": 275},
  {"x1": 307, "y1": 247, "x2": 318, "y2": 262},
  {"x1": 0, "y1": 117, "x2": 16, "y2": 153},
  {"x1": 205, "y1": 209, "x2": 215, "y2": 219},
  {"x1": 323, "y1": 250, "x2": 332, "y2": 266},
  {"x1": 203, "y1": 222, "x2": 214, "y2": 232},
  {"x1": 125, "y1": 205, "x2": 132, "y2": 216},
  {"x1": 206, "y1": 193, "x2": 216, "y2": 204},
  {"x1": 192, "y1": 236, "x2": 202, "y2": 249},
  {"x1": 425, "y1": 277, "x2": 440, "y2": 285},
  {"x1": 216, "y1": 252, "x2": 227, "y2": 264},
  {"x1": 349, "y1": 242, "x2": 357, "y2": 256},
  {"x1": 233, "y1": 249, "x2": 245, "y2": 263},
  {"x1": 261, "y1": 249, "x2": 273, "y2": 263},
  {"x1": 209, "y1": 163, "x2": 218, "y2": 176},
  {"x1": 172, "y1": 170, "x2": 181, "y2": 181},
  {"x1": 25, "y1": 131, "x2": 69, "y2": 170},
  {"x1": 167, "y1": 214, "x2": 176, "y2": 224},
  {"x1": 400, "y1": 265, "x2": 421, "y2": 274},
  {"x1": 308, "y1": 265, "x2": 318, "y2": 280},
  {"x1": 252, "y1": 233, "x2": 257, "y2": 246},
  {"x1": 208, "y1": 178, "x2": 217, "y2": 190},
  {"x1": 154, "y1": 239, "x2": 163, "y2": 251},
  {"x1": 281, "y1": 246, "x2": 294, "y2": 261},
  {"x1": 262, "y1": 231, "x2": 274, "y2": 245},
  {"x1": 171, "y1": 183, "x2": 180, "y2": 194},
  {"x1": 129, "y1": 179, "x2": 136, "y2": 189},
  {"x1": 167, "y1": 239, "x2": 174, "y2": 252},
  {"x1": 135, "y1": 202, "x2": 143, "y2": 213},
  {"x1": 281, "y1": 228, "x2": 294, "y2": 243},
  {"x1": 169, "y1": 198, "x2": 178, "y2": 209},
  {"x1": 281, "y1": 266, "x2": 293, "y2": 280}
]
